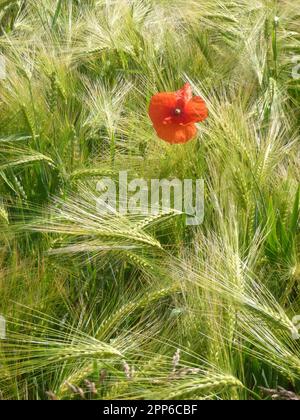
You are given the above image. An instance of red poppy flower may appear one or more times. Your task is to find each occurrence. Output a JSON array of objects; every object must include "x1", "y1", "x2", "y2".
[{"x1": 148, "y1": 83, "x2": 208, "y2": 144}]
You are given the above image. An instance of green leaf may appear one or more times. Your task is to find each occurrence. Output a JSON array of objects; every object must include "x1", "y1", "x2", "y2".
[
  {"x1": 290, "y1": 185, "x2": 300, "y2": 237},
  {"x1": 52, "y1": 0, "x2": 63, "y2": 28}
]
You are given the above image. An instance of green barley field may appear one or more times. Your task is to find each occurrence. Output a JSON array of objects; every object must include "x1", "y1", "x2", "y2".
[{"x1": 0, "y1": 0, "x2": 299, "y2": 401}]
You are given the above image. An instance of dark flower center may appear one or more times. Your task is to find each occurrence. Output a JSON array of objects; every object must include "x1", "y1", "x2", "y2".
[{"x1": 174, "y1": 108, "x2": 182, "y2": 116}]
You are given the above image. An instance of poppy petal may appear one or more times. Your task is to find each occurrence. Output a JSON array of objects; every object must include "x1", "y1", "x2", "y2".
[
  {"x1": 154, "y1": 123, "x2": 197, "y2": 144},
  {"x1": 176, "y1": 83, "x2": 193, "y2": 108},
  {"x1": 149, "y1": 93, "x2": 177, "y2": 126},
  {"x1": 183, "y1": 96, "x2": 208, "y2": 124}
]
